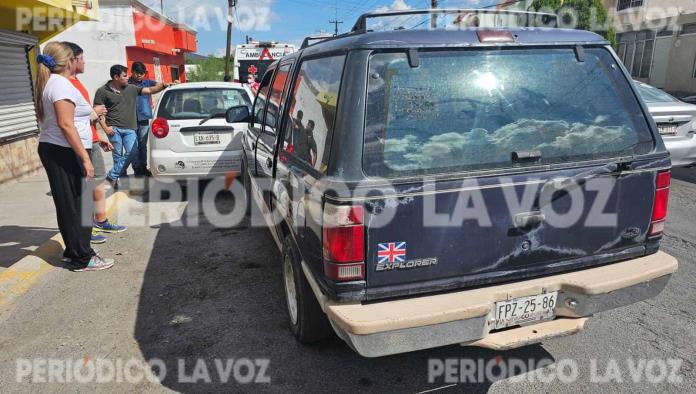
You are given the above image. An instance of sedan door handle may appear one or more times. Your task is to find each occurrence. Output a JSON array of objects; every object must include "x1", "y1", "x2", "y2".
[{"x1": 266, "y1": 157, "x2": 273, "y2": 168}]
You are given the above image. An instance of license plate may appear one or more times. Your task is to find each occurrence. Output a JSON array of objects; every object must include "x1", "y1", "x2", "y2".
[
  {"x1": 658, "y1": 124, "x2": 677, "y2": 136},
  {"x1": 492, "y1": 292, "x2": 557, "y2": 330},
  {"x1": 194, "y1": 133, "x2": 220, "y2": 145}
]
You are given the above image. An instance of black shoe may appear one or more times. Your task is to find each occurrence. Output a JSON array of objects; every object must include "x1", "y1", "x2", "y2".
[{"x1": 134, "y1": 169, "x2": 152, "y2": 177}]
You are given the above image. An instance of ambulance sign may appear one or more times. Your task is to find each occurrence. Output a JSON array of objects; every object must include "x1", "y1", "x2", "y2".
[{"x1": 237, "y1": 47, "x2": 288, "y2": 61}]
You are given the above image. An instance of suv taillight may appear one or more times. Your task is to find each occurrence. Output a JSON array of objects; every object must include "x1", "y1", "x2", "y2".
[
  {"x1": 151, "y1": 117, "x2": 169, "y2": 139},
  {"x1": 322, "y1": 203, "x2": 364, "y2": 281},
  {"x1": 650, "y1": 170, "x2": 671, "y2": 236}
]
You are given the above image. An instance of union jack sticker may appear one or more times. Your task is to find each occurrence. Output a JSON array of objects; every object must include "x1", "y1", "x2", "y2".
[{"x1": 377, "y1": 242, "x2": 406, "y2": 264}]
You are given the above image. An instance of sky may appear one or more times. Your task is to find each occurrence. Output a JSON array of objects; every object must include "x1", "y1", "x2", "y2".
[{"x1": 139, "y1": 0, "x2": 500, "y2": 56}]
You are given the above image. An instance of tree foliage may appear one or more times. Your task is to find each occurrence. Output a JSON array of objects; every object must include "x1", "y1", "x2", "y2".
[
  {"x1": 529, "y1": 0, "x2": 617, "y2": 47},
  {"x1": 187, "y1": 56, "x2": 229, "y2": 82}
]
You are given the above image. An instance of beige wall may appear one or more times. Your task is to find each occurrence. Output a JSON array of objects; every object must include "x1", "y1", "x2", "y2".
[
  {"x1": 0, "y1": 136, "x2": 42, "y2": 187},
  {"x1": 664, "y1": 33, "x2": 696, "y2": 93}
]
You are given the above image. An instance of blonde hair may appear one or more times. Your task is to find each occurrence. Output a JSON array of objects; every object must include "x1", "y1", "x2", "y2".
[{"x1": 35, "y1": 42, "x2": 74, "y2": 122}]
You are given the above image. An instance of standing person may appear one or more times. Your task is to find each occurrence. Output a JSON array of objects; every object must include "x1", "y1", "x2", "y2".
[
  {"x1": 128, "y1": 62, "x2": 157, "y2": 177},
  {"x1": 305, "y1": 120, "x2": 318, "y2": 166},
  {"x1": 63, "y1": 42, "x2": 127, "y2": 240},
  {"x1": 35, "y1": 42, "x2": 114, "y2": 271},
  {"x1": 94, "y1": 65, "x2": 170, "y2": 189}
]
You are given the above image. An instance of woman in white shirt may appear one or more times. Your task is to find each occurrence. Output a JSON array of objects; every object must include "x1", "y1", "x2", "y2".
[{"x1": 35, "y1": 42, "x2": 114, "y2": 272}]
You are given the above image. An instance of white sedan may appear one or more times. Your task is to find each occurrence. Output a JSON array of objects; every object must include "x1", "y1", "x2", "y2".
[{"x1": 149, "y1": 82, "x2": 253, "y2": 180}]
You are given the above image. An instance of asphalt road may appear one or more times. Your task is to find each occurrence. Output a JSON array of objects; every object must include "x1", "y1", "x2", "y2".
[{"x1": 0, "y1": 170, "x2": 694, "y2": 393}]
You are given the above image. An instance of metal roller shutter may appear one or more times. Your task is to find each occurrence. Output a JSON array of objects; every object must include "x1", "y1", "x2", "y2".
[{"x1": 0, "y1": 33, "x2": 38, "y2": 142}]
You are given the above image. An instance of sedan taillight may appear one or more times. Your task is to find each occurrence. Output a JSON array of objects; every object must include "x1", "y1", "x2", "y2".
[{"x1": 151, "y1": 117, "x2": 169, "y2": 139}]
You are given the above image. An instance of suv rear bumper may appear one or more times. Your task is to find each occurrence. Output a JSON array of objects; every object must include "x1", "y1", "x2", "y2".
[{"x1": 303, "y1": 251, "x2": 677, "y2": 357}]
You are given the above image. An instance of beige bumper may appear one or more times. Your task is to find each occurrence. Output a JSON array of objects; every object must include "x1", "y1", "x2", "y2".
[{"x1": 305, "y1": 251, "x2": 678, "y2": 357}]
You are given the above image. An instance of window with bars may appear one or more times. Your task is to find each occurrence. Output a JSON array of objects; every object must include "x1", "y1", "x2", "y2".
[
  {"x1": 681, "y1": 23, "x2": 696, "y2": 36},
  {"x1": 617, "y1": 0, "x2": 644, "y2": 11},
  {"x1": 617, "y1": 30, "x2": 654, "y2": 79}
]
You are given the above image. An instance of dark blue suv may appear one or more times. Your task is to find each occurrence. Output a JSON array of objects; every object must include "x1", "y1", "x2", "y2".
[{"x1": 228, "y1": 9, "x2": 678, "y2": 357}]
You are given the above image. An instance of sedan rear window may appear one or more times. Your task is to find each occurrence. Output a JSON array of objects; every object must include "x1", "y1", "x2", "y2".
[
  {"x1": 157, "y1": 88, "x2": 251, "y2": 120},
  {"x1": 363, "y1": 48, "x2": 654, "y2": 176},
  {"x1": 634, "y1": 81, "x2": 680, "y2": 103}
]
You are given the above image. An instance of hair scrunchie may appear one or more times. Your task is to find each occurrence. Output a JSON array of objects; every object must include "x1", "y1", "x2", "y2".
[{"x1": 37, "y1": 54, "x2": 57, "y2": 70}]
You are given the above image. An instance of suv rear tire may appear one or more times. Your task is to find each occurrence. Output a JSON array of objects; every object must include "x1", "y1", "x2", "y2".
[{"x1": 282, "y1": 235, "x2": 333, "y2": 343}]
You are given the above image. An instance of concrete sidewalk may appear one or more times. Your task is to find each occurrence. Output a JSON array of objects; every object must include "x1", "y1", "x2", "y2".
[
  {"x1": 0, "y1": 170, "x2": 59, "y2": 271},
  {"x1": 0, "y1": 150, "x2": 120, "y2": 271}
]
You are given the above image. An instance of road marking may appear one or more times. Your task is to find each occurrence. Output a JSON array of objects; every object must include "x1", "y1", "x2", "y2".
[
  {"x1": 418, "y1": 384, "x2": 458, "y2": 393},
  {"x1": 0, "y1": 191, "x2": 128, "y2": 316}
]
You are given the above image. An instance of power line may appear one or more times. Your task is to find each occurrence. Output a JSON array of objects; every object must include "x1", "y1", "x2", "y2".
[{"x1": 341, "y1": 0, "x2": 384, "y2": 22}]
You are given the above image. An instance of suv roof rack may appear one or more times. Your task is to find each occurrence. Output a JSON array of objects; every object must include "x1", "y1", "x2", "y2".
[
  {"x1": 300, "y1": 34, "x2": 334, "y2": 49},
  {"x1": 351, "y1": 8, "x2": 558, "y2": 33}
]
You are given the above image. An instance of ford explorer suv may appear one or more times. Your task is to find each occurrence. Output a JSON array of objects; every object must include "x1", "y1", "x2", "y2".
[{"x1": 226, "y1": 9, "x2": 679, "y2": 357}]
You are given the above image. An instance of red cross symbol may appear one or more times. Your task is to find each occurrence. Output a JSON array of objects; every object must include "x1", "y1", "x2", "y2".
[{"x1": 247, "y1": 64, "x2": 257, "y2": 76}]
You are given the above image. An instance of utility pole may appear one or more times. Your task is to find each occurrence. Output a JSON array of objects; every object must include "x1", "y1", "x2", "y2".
[
  {"x1": 160, "y1": 0, "x2": 164, "y2": 14},
  {"x1": 224, "y1": 0, "x2": 237, "y2": 81},
  {"x1": 329, "y1": 19, "x2": 343, "y2": 36},
  {"x1": 330, "y1": 0, "x2": 342, "y2": 36},
  {"x1": 431, "y1": 0, "x2": 438, "y2": 29}
]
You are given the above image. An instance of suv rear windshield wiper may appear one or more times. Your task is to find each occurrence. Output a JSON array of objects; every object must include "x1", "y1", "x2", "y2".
[{"x1": 544, "y1": 158, "x2": 635, "y2": 204}]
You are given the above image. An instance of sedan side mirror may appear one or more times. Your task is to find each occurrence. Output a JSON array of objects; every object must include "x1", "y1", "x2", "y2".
[{"x1": 226, "y1": 105, "x2": 251, "y2": 123}]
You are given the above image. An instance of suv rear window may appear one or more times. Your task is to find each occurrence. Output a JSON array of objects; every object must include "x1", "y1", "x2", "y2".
[
  {"x1": 157, "y1": 88, "x2": 251, "y2": 120},
  {"x1": 363, "y1": 48, "x2": 654, "y2": 176}
]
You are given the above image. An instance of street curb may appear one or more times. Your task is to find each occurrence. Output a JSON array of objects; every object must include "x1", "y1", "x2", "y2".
[{"x1": 0, "y1": 191, "x2": 129, "y2": 316}]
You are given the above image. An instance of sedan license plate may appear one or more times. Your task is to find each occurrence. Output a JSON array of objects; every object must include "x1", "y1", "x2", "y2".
[
  {"x1": 658, "y1": 124, "x2": 677, "y2": 136},
  {"x1": 194, "y1": 133, "x2": 220, "y2": 145},
  {"x1": 492, "y1": 292, "x2": 557, "y2": 330}
]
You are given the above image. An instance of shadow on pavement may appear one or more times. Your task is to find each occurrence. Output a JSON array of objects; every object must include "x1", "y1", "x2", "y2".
[
  {"x1": 0, "y1": 225, "x2": 59, "y2": 267},
  {"x1": 672, "y1": 167, "x2": 696, "y2": 184},
  {"x1": 133, "y1": 182, "x2": 555, "y2": 393}
]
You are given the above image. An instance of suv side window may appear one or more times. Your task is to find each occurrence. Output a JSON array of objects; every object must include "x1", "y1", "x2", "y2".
[
  {"x1": 264, "y1": 63, "x2": 293, "y2": 135},
  {"x1": 282, "y1": 55, "x2": 345, "y2": 173},
  {"x1": 252, "y1": 69, "x2": 274, "y2": 129}
]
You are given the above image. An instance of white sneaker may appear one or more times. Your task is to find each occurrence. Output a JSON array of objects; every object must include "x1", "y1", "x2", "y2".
[{"x1": 72, "y1": 254, "x2": 114, "y2": 272}]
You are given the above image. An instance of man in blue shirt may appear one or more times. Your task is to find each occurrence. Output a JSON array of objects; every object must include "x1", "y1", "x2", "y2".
[{"x1": 128, "y1": 62, "x2": 160, "y2": 176}]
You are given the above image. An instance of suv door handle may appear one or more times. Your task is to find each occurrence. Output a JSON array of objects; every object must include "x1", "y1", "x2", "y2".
[
  {"x1": 251, "y1": 141, "x2": 256, "y2": 150},
  {"x1": 514, "y1": 211, "x2": 545, "y2": 228},
  {"x1": 266, "y1": 157, "x2": 273, "y2": 168}
]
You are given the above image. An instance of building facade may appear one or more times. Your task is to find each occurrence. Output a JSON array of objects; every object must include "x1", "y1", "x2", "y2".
[
  {"x1": 607, "y1": 0, "x2": 696, "y2": 96},
  {"x1": 0, "y1": 0, "x2": 99, "y2": 186},
  {"x1": 49, "y1": 0, "x2": 197, "y2": 101},
  {"x1": 501, "y1": 1, "x2": 696, "y2": 96}
]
